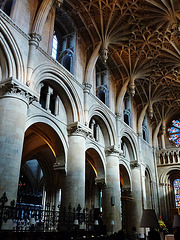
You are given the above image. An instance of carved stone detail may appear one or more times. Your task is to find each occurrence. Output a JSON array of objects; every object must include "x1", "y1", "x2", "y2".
[
  {"x1": 67, "y1": 121, "x2": 93, "y2": 138},
  {"x1": 105, "y1": 145, "x2": 122, "y2": 155},
  {"x1": 0, "y1": 78, "x2": 38, "y2": 104},
  {"x1": 130, "y1": 160, "x2": 140, "y2": 168},
  {"x1": 29, "y1": 33, "x2": 42, "y2": 47}
]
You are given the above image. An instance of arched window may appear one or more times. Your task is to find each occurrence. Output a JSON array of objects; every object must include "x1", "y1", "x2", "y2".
[
  {"x1": 39, "y1": 83, "x2": 59, "y2": 116},
  {"x1": 53, "y1": 9, "x2": 76, "y2": 74},
  {"x1": 51, "y1": 34, "x2": 58, "y2": 60},
  {"x1": 89, "y1": 118, "x2": 99, "y2": 142},
  {"x1": 168, "y1": 120, "x2": 180, "y2": 147},
  {"x1": 96, "y1": 58, "x2": 109, "y2": 106},
  {"x1": 142, "y1": 115, "x2": 148, "y2": 142},
  {"x1": 123, "y1": 92, "x2": 131, "y2": 126},
  {"x1": 174, "y1": 179, "x2": 180, "y2": 208}
]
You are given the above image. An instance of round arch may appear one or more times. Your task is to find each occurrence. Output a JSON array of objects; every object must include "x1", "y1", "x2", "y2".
[
  {"x1": 159, "y1": 166, "x2": 180, "y2": 184},
  {"x1": 120, "y1": 128, "x2": 139, "y2": 162},
  {"x1": 88, "y1": 105, "x2": 117, "y2": 147},
  {"x1": 85, "y1": 143, "x2": 106, "y2": 182},
  {"x1": 25, "y1": 115, "x2": 68, "y2": 165},
  {"x1": 85, "y1": 145, "x2": 106, "y2": 210},
  {"x1": 20, "y1": 120, "x2": 67, "y2": 206},
  {"x1": 31, "y1": 63, "x2": 84, "y2": 123},
  {"x1": 119, "y1": 162, "x2": 132, "y2": 190},
  {"x1": 0, "y1": 17, "x2": 25, "y2": 82}
]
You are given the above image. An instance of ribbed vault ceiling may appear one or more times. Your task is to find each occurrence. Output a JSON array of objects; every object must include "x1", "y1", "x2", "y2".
[{"x1": 62, "y1": 0, "x2": 180, "y2": 128}]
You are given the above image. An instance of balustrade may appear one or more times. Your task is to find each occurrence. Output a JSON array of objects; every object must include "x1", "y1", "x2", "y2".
[{"x1": 157, "y1": 149, "x2": 180, "y2": 165}]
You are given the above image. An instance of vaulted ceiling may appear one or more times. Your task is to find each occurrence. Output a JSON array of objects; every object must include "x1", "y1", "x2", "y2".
[{"x1": 61, "y1": 0, "x2": 180, "y2": 130}]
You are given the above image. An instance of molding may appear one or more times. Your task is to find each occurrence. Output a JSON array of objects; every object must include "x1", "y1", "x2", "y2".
[
  {"x1": 0, "y1": 9, "x2": 30, "y2": 40},
  {"x1": 0, "y1": 78, "x2": 38, "y2": 104},
  {"x1": 37, "y1": 46, "x2": 84, "y2": 90},
  {"x1": 53, "y1": 163, "x2": 66, "y2": 175},
  {"x1": 130, "y1": 160, "x2": 140, "y2": 168},
  {"x1": 95, "y1": 176, "x2": 106, "y2": 185},
  {"x1": 105, "y1": 145, "x2": 122, "y2": 155},
  {"x1": 67, "y1": 121, "x2": 93, "y2": 138}
]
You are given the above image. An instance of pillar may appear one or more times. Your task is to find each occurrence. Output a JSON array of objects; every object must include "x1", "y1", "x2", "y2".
[
  {"x1": 103, "y1": 146, "x2": 121, "y2": 233},
  {"x1": 0, "y1": 78, "x2": 37, "y2": 203},
  {"x1": 26, "y1": 33, "x2": 41, "y2": 86},
  {"x1": 131, "y1": 162, "x2": 143, "y2": 233},
  {"x1": 61, "y1": 122, "x2": 91, "y2": 209},
  {"x1": 83, "y1": 83, "x2": 92, "y2": 126}
]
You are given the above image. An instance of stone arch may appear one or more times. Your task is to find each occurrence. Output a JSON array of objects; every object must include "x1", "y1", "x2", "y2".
[
  {"x1": 159, "y1": 166, "x2": 180, "y2": 184},
  {"x1": 119, "y1": 163, "x2": 132, "y2": 234},
  {"x1": 85, "y1": 144, "x2": 106, "y2": 210},
  {"x1": 25, "y1": 115, "x2": 68, "y2": 165},
  {"x1": 31, "y1": 64, "x2": 84, "y2": 123},
  {"x1": 119, "y1": 162, "x2": 132, "y2": 191},
  {"x1": 158, "y1": 166, "x2": 180, "y2": 224},
  {"x1": 120, "y1": 128, "x2": 139, "y2": 162},
  {"x1": 31, "y1": 0, "x2": 54, "y2": 35},
  {"x1": 85, "y1": 143, "x2": 106, "y2": 182},
  {"x1": 0, "y1": 17, "x2": 25, "y2": 82},
  {"x1": 144, "y1": 167, "x2": 153, "y2": 209},
  {"x1": 21, "y1": 119, "x2": 67, "y2": 205},
  {"x1": 88, "y1": 105, "x2": 117, "y2": 147}
]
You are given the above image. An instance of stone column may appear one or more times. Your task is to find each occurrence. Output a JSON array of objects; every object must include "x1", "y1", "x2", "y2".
[
  {"x1": 83, "y1": 83, "x2": 92, "y2": 126},
  {"x1": 0, "y1": 78, "x2": 37, "y2": 203},
  {"x1": 26, "y1": 33, "x2": 41, "y2": 86},
  {"x1": 103, "y1": 146, "x2": 121, "y2": 233},
  {"x1": 45, "y1": 86, "x2": 53, "y2": 111},
  {"x1": 130, "y1": 161, "x2": 143, "y2": 233},
  {"x1": 61, "y1": 122, "x2": 90, "y2": 209}
]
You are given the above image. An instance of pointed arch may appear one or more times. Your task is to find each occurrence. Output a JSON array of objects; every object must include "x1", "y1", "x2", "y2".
[
  {"x1": 31, "y1": 0, "x2": 55, "y2": 35},
  {"x1": 84, "y1": 41, "x2": 102, "y2": 85}
]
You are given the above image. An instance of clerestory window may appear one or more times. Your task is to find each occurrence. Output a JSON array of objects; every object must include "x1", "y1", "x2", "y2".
[{"x1": 51, "y1": 34, "x2": 58, "y2": 60}]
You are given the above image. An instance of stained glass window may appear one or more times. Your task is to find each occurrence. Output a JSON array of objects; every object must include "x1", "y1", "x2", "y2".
[
  {"x1": 174, "y1": 179, "x2": 180, "y2": 208},
  {"x1": 168, "y1": 120, "x2": 180, "y2": 147}
]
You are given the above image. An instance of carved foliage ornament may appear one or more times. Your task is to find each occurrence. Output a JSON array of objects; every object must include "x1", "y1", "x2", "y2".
[{"x1": 0, "y1": 78, "x2": 38, "y2": 104}]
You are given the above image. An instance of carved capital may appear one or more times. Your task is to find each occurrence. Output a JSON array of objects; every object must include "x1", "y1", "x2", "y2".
[
  {"x1": 116, "y1": 113, "x2": 122, "y2": 120},
  {"x1": 105, "y1": 145, "x2": 122, "y2": 156},
  {"x1": 29, "y1": 33, "x2": 42, "y2": 47},
  {"x1": 53, "y1": 163, "x2": 66, "y2": 175},
  {"x1": 130, "y1": 160, "x2": 140, "y2": 168},
  {"x1": 95, "y1": 177, "x2": 106, "y2": 186},
  {"x1": 67, "y1": 121, "x2": 93, "y2": 138},
  {"x1": 83, "y1": 83, "x2": 92, "y2": 93},
  {"x1": 0, "y1": 78, "x2": 38, "y2": 104}
]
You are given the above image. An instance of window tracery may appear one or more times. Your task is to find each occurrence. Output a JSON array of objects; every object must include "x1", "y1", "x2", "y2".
[
  {"x1": 174, "y1": 179, "x2": 180, "y2": 208},
  {"x1": 168, "y1": 120, "x2": 180, "y2": 147}
]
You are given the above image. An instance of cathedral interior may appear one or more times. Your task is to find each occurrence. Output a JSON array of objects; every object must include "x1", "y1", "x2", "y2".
[{"x1": 1, "y1": 0, "x2": 180, "y2": 239}]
